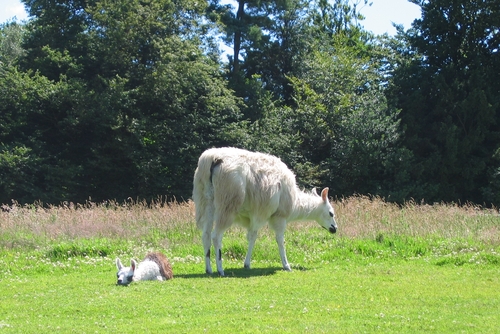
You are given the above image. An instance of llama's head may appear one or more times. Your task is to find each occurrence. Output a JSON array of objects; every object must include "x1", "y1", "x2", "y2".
[
  {"x1": 313, "y1": 187, "x2": 337, "y2": 234},
  {"x1": 115, "y1": 258, "x2": 138, "y2": 285}
]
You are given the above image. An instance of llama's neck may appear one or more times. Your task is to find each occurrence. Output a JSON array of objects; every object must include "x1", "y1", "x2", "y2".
[{"x1": 288, "y1": 191, "x2": 321, "y2": 222}]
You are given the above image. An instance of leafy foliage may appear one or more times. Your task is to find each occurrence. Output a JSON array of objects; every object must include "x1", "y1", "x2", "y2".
[
  {"x1": 1, "y1": 0, "x2": 243, "y2": 204},
  {"x1": 0, "y1": 21, "x2": 26, "y2": 66},
  {"x1": 0, "y1": 0, "x2": 499, "y2": 205}
]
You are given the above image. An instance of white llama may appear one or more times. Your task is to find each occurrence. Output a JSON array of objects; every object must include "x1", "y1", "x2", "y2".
[
  {"x1": 115, "y1": 252, "x2": 173, "y2": 285},
  {"x1": 192, "y1": 147, "x2": 338, "y2": 276}
]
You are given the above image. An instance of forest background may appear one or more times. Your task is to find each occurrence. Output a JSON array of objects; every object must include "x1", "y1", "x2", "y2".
[{"x1": 0, "y1": 0, "x2": 499, "y2": 207}]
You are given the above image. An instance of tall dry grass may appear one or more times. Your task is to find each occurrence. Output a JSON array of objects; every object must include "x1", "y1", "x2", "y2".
[
  {"x1": 1, "y1": 196, "x2": 499, "y2": 249},
  {"x1": 0, "y1": 199, "x2": 196, "y2": 249},
  {"x1": 335, "y1": 196, "x2": 499, "y2": 244}
]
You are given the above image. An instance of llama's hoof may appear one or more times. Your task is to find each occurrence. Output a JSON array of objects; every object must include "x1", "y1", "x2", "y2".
[
  {"x1": 218, "y1": 270, "x2": 225, "y2": 276},
  {"x1": 206, "y1": 269, "x2": 213, "y2": 275},
  {"x1": 283, "y1": 265, "x2": 292, "y2": 272},
  {"x1": 244, "y1": 263, "x2": 250, "y2": 269}
]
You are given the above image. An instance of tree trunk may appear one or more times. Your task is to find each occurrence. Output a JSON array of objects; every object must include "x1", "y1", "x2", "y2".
[{"x1": 233, "y1": 0, "x2": 245, "y2": 75}]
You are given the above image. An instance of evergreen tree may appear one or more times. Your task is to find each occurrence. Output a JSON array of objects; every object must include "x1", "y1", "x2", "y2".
[{"x1": 389, "y1": 0, "x2": 500, "y2": 205}]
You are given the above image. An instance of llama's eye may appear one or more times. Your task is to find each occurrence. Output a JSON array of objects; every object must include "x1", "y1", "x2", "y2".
[{"x1": 329, "y1": 212, "x2": 334, "y2": 217}]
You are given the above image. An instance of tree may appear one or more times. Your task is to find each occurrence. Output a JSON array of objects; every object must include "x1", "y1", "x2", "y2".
[
  {"x1": 0, "y1": 67, "x2": 89, "y2": 203},
  {"x1": 389, "y1": 0, "x2": 500, "y2": 205},
  {"x1": 288, "y1": 32, "x2": 412, "y2": 200},
  {"x1": 310, "y1": 0, "x2": 368, "y2": 38},
  {"x1": 0, "y1": 21, "x2": 26, "y2": 66},
  {"x1": 1, "y1": 0, "x2": 243, "y2": 204},
  {"x1": 209, "y1": 0, "x2": 410, "y2": 199}
]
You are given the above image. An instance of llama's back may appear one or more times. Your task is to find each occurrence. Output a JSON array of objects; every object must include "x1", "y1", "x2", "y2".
[{"x1": 194, "y1": 147, "x2": 297, "y2": 222}]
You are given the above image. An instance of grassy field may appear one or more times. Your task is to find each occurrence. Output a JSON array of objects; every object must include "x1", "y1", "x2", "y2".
[{"x1": 0, "y1": 197, "x2": 499, "y2": 333}]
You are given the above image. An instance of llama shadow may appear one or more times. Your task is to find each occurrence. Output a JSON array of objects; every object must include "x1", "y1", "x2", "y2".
[{"x1": 176, "y1": 265, "x2": 309, "y2": 279}]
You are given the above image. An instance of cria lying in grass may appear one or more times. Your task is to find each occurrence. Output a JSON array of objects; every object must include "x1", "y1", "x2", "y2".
[{"x1": 115, "y1": 252, "x2": 173, "y2": 285}]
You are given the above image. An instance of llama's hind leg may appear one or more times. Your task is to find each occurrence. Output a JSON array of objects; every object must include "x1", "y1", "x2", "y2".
[
  {"x1": 212, "y1": 213, "x2": 234, "y2": 276},
  {"x1": 212, "y1": 230, "x2": 224, "y2": 276},
  {"x1": 199, "y1": 201, "x2": 215, "y2": 274},
  {"x1": 202, "y1": 225, "x2": 213, "y2": 274}
]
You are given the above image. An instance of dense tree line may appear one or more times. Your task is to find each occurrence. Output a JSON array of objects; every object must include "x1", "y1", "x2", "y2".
[{"x1": 0, "y1": 0, "x2": 499, "y2": 206}]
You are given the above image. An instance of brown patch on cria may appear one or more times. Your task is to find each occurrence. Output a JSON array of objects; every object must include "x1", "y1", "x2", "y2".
[{"x1": 144, "y1": 252, "x2": 173, "y2": 280}]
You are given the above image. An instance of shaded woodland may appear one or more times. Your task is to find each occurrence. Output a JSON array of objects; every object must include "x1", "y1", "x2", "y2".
[{"x1": 0, "y1": 0, "x2": 499, "y2": 206}]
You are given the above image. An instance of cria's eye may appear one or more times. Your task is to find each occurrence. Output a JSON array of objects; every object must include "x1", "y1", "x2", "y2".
[{"x1": 329, "y1": 212, "x2": 334, "y2": 217}]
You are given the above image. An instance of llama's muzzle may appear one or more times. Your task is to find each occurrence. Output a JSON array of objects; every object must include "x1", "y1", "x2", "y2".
[{"x1": 329, "y1": 224, "x2": 337, "y2": 234}]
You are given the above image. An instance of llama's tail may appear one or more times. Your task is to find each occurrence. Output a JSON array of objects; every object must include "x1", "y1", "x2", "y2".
[{"x1": 193, "y1": 150, "x2": 222, "y2": 230}]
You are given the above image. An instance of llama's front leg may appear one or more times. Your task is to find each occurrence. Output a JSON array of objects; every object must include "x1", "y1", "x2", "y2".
[
  {"x1": 244, "y1": 229, "x2": 258, "y2": 269},
  {"x1": 276, "y1": 232, "x2": 291, "y2": 271},
  {"x1": 271, "y1": 218, "x2": 291, "y2": 271}
]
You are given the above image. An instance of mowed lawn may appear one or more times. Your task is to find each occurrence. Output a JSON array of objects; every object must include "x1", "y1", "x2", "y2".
[{"x1": 1, "y1": 257, "x2": 499, "y2": 333}]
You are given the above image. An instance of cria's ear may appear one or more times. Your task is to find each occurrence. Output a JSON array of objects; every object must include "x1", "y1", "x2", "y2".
[
  {"x1": 116, "y1": 258, "x2": 123, "y2": 270},
  {"x1": 131, "y1": 259, "x2": 138, "y2": 272},
  {"x1": 321, "y1": 187, "x2": 329, "y2": 202}
]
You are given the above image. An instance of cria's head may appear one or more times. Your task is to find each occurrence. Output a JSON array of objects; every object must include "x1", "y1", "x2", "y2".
[{"x1": 115, "y1": 258, "x2": 137, "y2": 286}]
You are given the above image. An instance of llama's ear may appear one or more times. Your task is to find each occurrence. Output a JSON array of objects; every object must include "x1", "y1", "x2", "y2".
[
  {"x1": 321, "y1": 187, "x2": 329, "y2": 202},
  {"x1": 131, "y1": 259, "x2": 137, "y2": 272},
  {"x1": 312, "y1": 187, "x2": 318, "y2": 196},
  {"x1": 116, "y1": 258, "x2": 123, "y2": 270}
]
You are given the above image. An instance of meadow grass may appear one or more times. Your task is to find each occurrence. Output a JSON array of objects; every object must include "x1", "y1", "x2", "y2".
[{"x1": 0, "y1": 197, "x2": 499, "y2": 333}]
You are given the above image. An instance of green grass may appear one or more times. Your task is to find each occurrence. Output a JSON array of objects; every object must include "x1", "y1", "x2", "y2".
[
  {"x1": 1, "y1": 257, "x2": 499, "y2": 333},
  {"x1": 0, "y1": 197, "x2": 499, "y2": 332}
]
